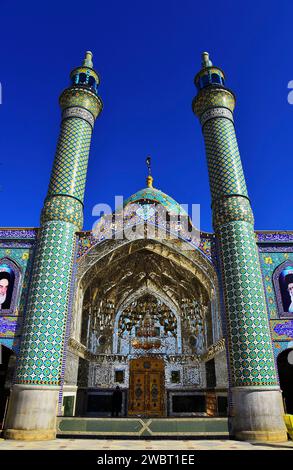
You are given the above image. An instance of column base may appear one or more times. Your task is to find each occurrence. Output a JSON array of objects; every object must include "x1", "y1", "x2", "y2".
[
  {"x1": 230, "y1": 386, "x2": 288, "y2": 442},
  {"x1": 4, "y1": 384, "x2": 59, "y2": 441},
  {"x1": 4, "y1": 429, "x2": 56, "y2": 441},
  {"x1": 234, "y1": 430, "x2": 288, "y2": 442}
]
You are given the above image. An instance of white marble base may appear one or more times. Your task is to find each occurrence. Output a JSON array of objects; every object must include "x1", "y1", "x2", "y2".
[
  {"x1": 230, "y1": 386, "x2": 287, "y2": 442},
  {"x1": 4, "y1": 384, "x2": 59, "y2": 440}
]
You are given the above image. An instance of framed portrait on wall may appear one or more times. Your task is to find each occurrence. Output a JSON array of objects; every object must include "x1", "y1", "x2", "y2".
[
  {"x1": 0, "y1": 259, "x2": 21, "y2": 315},
  {"x1": 273, "y1": 261, "x2": 293, "y2": 317}
]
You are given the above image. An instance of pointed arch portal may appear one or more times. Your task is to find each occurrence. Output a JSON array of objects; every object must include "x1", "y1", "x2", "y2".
[{"x1": 66, "y1": 226, "x2": 226, "y2": 418}]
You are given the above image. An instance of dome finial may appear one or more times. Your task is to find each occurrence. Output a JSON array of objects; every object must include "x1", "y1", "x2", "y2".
[
  {"x1": 83, "y1": 50, "x2": 93, "y2": 68},
  {"x1": 146, "y1": 156, "x2": 153, "y2": 188},
  {"x1": 201, "y1": 51, "x2": 213, "y2": 68}
]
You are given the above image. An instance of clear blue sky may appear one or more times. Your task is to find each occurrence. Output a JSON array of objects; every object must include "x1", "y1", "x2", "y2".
[{"x1": 0, "y1": 0, "x2": 292, "y2": 232}]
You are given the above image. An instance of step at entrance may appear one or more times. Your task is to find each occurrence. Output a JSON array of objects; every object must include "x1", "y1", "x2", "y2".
[{"x1": 57, "y1": 417, "x2": 229, "y2": 438}]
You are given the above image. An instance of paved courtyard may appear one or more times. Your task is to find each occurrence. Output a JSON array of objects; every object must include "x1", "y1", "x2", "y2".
[{"x1": 0, "y1": 438, "x2": 292, "y2": 450}]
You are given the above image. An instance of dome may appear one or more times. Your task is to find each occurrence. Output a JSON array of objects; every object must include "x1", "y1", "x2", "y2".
[{"x1": 124, "y1": 185, "x2": 188, "y2": 216}]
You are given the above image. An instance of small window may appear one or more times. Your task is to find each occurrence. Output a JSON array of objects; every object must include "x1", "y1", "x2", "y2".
[
  {"x1": 201, "y1": 74, "x2": 210, "y2": 87},
  {"x1": 115, "y1": 370, "x2": 124, "y2": 383},
  {"x1": 79, "y1": 73, "x2": 87, "y2": 84},
  {"x1": 72, "y1": 74, "x2": 79, "y2": 84},
  {"x1": 217, "y1": 396, "x2": 228, "y2": 416},
  {"x1": 205, "y1": 359, "x2": 216, "y2": 388},
  {"x1": 171, "y1": 370, "x2": 180, "y2": 384},
  {"x1": 211, "y1": 73, "x2": 221, "y2": 84},
  {"x1": 154, "y1": 327, "x2": 160, "y2": 337},
  {"x1": 88, "y1": 76, "x2": 96, "y2": 87}
]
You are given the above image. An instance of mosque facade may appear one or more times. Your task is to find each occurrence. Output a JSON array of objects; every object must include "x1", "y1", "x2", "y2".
[{"x1": 0, "y1": 52, "x2": 292, "y2": 441}]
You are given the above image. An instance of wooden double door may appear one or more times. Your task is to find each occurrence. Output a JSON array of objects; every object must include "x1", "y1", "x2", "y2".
[{"x1": 128, "y1": 357, "x2": 165, "y2": 417}]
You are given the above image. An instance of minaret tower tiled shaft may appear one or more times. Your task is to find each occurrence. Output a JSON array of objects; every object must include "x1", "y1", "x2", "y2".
[
  {"x1": 4, "y1": 52, "x2": 102, "y2": 440},
  {"x1": 192, "y1": 53, "x2": 286, "y2": 441}
]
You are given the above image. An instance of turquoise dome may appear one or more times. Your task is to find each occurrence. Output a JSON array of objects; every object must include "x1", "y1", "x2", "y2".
[{"x1": 124, "y1": 186, "x2": 187, "y2": 216}]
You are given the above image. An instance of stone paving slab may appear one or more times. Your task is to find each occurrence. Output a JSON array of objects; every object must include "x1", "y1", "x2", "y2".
[{"x1": 0, "y1": 438, "x2": 292, "y2": 450}]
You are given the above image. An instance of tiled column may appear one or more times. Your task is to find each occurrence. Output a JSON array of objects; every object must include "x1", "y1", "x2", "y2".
[
  {"x1": 192, "y1": 53, "x2": 286, "y2": 441},
  {"x1": 4, "y1": 52, "x2": 102, "y2": 440}
]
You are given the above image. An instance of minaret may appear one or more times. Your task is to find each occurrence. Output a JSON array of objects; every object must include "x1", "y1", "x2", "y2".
[
  {"x1": 4, "y1": 52, "x2": 102, "y2": 440},
  {"x1": 192, "y1": 53, "x2": 287, "y2": 441}
]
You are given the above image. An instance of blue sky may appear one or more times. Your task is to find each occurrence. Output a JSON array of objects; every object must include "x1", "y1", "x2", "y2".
[{"x1": 0, "y1": 0, "x2": 292, "y2": 232}]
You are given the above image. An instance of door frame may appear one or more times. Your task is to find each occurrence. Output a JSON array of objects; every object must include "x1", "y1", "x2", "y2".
[{"x1": 128, "y1": 357, "x2": 165, "y2": 417}]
